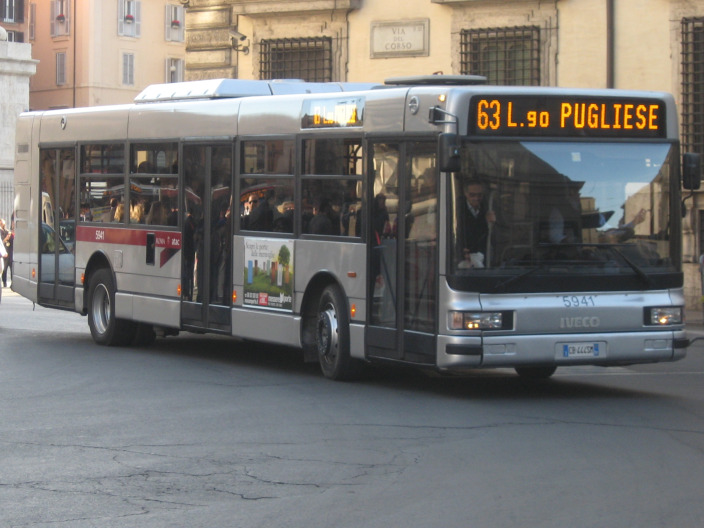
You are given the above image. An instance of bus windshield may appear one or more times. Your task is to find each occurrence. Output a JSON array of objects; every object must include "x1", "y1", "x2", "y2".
[{"x1": 449, "y1": 141, "x2": 679, "y2": 293}]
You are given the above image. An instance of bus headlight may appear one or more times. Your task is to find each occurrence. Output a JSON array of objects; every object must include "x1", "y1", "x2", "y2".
[
  {"x1": 647, "y1": 306, "x2": 683, "y2": 326},
  {"x1": 449, "y1": 311, "x2": 504, "y2": 330}
]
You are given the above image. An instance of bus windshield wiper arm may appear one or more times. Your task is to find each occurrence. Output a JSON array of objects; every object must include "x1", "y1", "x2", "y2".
[
  {"x1": 494, "y1": 265, "x2": 544, "y2": 292},
  {"x1": 601, "y1": 244, "x2": 654, "y2": 288}
]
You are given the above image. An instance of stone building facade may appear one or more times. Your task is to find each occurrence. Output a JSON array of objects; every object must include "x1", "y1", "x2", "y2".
[
  {"x1": 0, "y1": 33, "x2": 36, "y2": 223},
  {"x1": 181, "y1": 0, "x2": 704, "y2": 311}
]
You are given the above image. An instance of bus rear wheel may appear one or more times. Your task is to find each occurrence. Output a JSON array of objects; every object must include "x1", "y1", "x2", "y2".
[
  {"x1": 316, "y1": 285, "x2": 362, "y2": 381},
  {"x1": 88, "y1": 268, "x2": 135, "y2": 346},
  {"x1": 515, "y1": 366, "x2": 557, "y2": 379}
]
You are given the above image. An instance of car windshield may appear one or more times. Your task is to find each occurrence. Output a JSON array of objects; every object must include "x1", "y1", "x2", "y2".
[{"x1": 449, "y1": 141, "x2": 679, "y2": 293}]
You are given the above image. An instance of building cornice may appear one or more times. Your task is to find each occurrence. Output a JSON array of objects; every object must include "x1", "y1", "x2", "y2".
[{"x1": 187, "y1": 0, "x2": 361, "y2": 15}]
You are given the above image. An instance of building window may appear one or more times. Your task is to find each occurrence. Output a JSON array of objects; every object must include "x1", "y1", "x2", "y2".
[
  {"x1": 50, "y1": 0, "x2": 70, "y2": 37},
  {"x1": 56, "y1": 52, "x2": 66, "y2": 85},
  {"x1": 118, "y1": 0, "x2": 141, "y2": 38},
  {"x1": 260, "y1": 37, "x2": 333, "y2": 82},
  {"x1": 682, "y1": 17, "x2": 704, "y2": 156},
  {"x1": 122, "y1": 53, "x2": 135, "y2": 86},
  {"x1": 166, "y1": 58, "x2": 183, "y2": 83},
  {"x1": 165, "y1": 4, "x2": 184, "y2": 42},
  {"x1": 1, "y1": 0, "x2": 24, "y2": 23},
  {"x1": 7, "y1": 30, "x2": 24, "y2": 42},
  {"x1": 460, "y1": 26, "x2": 540, "y2": 86}
]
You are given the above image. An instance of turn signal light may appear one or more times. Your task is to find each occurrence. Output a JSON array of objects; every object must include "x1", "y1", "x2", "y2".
[{"x1": 647, "y1": 307, "x2": 682, "y2": 326}]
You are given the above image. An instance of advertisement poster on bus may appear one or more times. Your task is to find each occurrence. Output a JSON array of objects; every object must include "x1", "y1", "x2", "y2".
[{"x1": 243, "y1": 238, "x2": 294, "y2": 311}]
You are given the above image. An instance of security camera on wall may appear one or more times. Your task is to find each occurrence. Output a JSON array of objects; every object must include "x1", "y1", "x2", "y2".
[
  {"x1": 229, "y1": 30, "x2": 247, "y2": 42},
  {"x1": 229, "y1": 30, "x2": 250, "y2": 54}
]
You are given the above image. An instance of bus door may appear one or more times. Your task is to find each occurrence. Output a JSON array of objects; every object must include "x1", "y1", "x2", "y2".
[
  {"x1": 180, "y1": 144, "x2": 233, "y2": 332},
  {"x1": 366, "y1": 141, "x2": 438, "y2": 364},
  {"x1": 38, "y1": 147, "x2": 76, "y2": 307}
]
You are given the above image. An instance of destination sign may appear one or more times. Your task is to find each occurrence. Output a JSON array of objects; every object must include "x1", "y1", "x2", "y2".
[
  {"x1": 470, "y1": 96, "x2": 666, "y2": 138},
  {"x1": 301, "y1": 97, "x2": 364, "y2": 129}
]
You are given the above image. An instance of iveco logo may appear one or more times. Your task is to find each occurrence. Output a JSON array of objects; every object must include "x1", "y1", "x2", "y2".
[{"x1": 560, "y1": 316, "x2": 600, "y2": 329}]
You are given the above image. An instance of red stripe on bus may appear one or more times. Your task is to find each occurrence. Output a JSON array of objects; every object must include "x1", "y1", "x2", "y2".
[{"x1": 76, "y1": 225, "x2": 182, "y2": 249}]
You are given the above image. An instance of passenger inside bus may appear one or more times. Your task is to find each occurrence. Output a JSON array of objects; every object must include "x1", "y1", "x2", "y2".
[
  {"x1": 543, "y1": 181, "x2": 583, "y2": 244},
  {"x1": 114, "y1": 202, "x2": 125, "y2": 222},
  {"x1": 101, "y1": 198, "x2": 119, "y2": 222},
  {"x1": 308, "y1": 198, "x2": 334, "y2": 235},
  {"x1": 245, "y1": 190, "x2": 274, "y2": 231},
  {"x1": 460, "y1": 180, "x2": 495, "y2": 268},
  {"x1": 146, "y1": 201, "x2": 167, "y2": 225},
  {"x1": 130, "y1": 201, "x2": 145, "y2": 223}
]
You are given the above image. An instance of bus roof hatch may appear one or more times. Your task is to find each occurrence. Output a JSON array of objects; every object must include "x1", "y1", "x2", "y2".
[{"x1": 135, "y1": 78, "x2": 382, "y2": 103}]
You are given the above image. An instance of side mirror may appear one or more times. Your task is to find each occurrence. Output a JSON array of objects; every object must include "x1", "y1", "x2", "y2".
[
  {"x1": 683, "y1": 152, "x2": 701, "y2": 190},
  {"x1": 439, "y1": 133, "x2": 460, "y2": 173}
]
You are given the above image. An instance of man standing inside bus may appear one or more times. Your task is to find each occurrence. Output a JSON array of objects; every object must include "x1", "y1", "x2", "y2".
[{"x1": 461, "y1": 180, "x2": 495, "y2": 268}]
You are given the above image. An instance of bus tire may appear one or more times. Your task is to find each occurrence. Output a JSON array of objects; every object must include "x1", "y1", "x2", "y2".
[
  {"x1": 316, "y1": 285, "x2": 362, "y2": 381},
  {"x1": 88, "y1": 268, "x2": 135, "y2": 346},
  {"x1": 515, "y1": 366, "x2": 557, "y2": 379}
]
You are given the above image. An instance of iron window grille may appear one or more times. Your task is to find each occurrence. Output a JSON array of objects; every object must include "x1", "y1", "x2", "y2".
[
  {"x1": 682, "y1": 17, "x2": 704, "y2": 156},
  {"x1": 260, "y1": 37, "x2": 333, "y2": 82},
  {"x1": 460, "y1": 26, "x2": 540, "y2": 86}
]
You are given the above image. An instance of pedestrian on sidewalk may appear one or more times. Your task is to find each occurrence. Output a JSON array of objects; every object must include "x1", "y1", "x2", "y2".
[
  {"x1": 1, "y1": 217, "x2": 12, "y2": 287},
  {"x1": 0, "y1": 233, "x2": 6, "y2": 304}
]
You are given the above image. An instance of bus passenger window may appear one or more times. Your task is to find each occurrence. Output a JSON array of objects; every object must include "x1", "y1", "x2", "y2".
[
  {"x1": 128, "y1": 174, "x2": 179, "y2": 226},
  {"x1": 301, "y1": 178, "x2": 361, "y2": 236},
  {"x1": 240, "y1": 177, "x2": 294, "y2": 233}
]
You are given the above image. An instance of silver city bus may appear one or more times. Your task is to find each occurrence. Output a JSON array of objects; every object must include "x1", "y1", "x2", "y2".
[{"x1": 12, "y1": 76, "x2": 700, "y2": 380}]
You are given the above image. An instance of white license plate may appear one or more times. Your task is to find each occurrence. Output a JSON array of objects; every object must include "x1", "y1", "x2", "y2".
[{"x1": 561, "y1": 342, "x2": 601, "y2": 358}]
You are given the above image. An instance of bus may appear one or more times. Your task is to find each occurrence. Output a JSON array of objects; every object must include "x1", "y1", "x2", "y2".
[{"x1": 12, "y1": 76, "x2": 701, "y2": 380}]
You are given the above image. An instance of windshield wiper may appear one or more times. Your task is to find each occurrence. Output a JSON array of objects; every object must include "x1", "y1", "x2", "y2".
[
  {"x1": 493, "y1": 243, "x2": 654, "y2": 292},
  {"x1": 540, "y1": 242, "x2": 654, "y2": 288},
  {"x1": 493, "y1": 265, "x2": 545, "y2": 292},
  {"x1": 600, "y1": 244, "x2": 654, "y2": 288}
]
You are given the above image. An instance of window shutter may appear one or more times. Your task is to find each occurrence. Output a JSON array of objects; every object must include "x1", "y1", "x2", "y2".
[
  {"x1": 17, "y1": 0, "x2": 25, "y2": 23},
  {"x1": 135, "y1": 1, "x2": 141, "y2": 38},
  {"x1": 50, "y1": 0, "x2": 56, "y2": 37},
  {"x1": 29, "y1": 3, "x2": 35, "y2": 40},
  {"x1": 118, "y1": 0, "x2": 124, "y2": 35},
  {"x1": 177, "y1": 6, "x2": 184, "y2": 42},
  {"x1": 65, "y1": 0, "x2": 70, "y2": 34},
  {"x1": 56, "y1": 52, "x2": 66, "y2": 85}
]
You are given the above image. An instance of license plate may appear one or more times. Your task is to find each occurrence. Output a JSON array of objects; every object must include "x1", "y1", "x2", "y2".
[{"x1": 561, "y1": 342, "x2": 601, "y2": 358}]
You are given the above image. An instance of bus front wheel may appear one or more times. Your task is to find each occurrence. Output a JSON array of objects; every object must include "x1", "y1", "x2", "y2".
[
  {"x1": 88, "y1": 268, "x2": 135, "y2": 346},
  {"x1": 316, "y1": 285, "x2": 361, "y2": 381}
]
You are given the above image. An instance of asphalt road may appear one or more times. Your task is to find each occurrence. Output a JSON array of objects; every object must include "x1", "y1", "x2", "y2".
[{"x1": 2, "y1": 289, "x2": 704, "y2": 528}]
